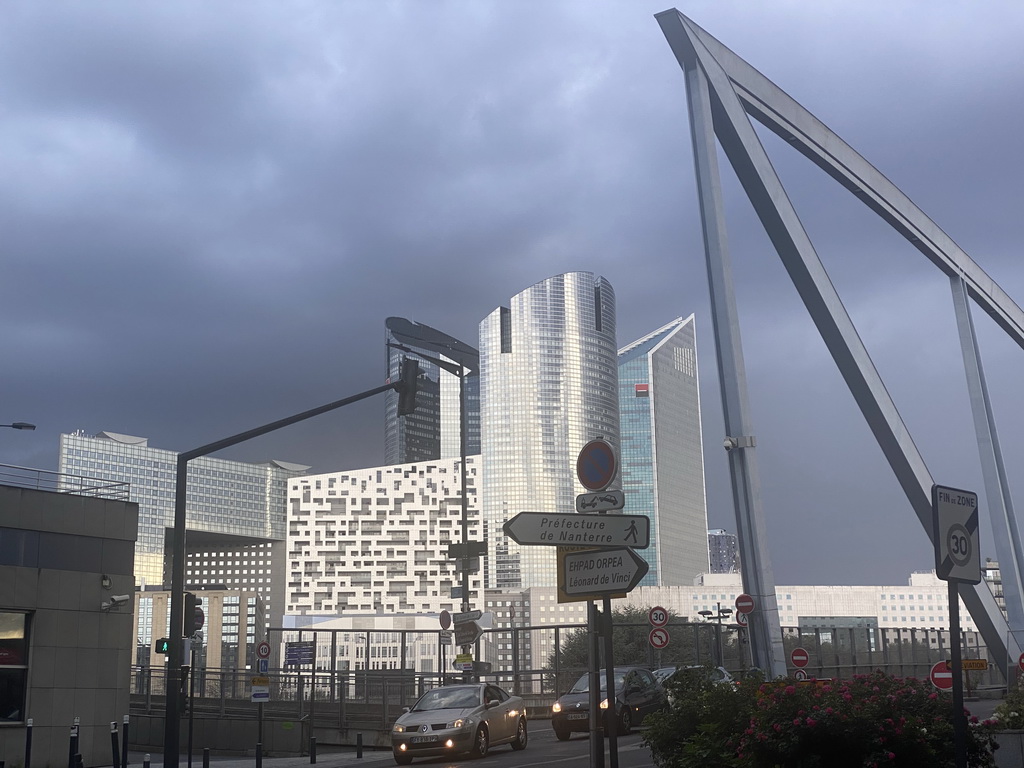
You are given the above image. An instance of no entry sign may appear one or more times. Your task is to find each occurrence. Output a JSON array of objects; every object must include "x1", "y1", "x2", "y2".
[
  {"x1": 790, "y1": 647, "x2": 809, "y2": 668},
  {"x1": 930, "y1": 660, "x2": 954, "y2": 691},
  {"x1": 1018, "y1": 653, "x2": 1024, "y2": 674},
  {"x1": 735, "y1": 593, "x2": 755, "y2": 614}
]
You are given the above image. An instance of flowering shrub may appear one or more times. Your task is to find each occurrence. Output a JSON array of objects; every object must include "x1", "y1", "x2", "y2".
[{"x1": 644, "y1": 668, "x2": 997, "y2": 768}]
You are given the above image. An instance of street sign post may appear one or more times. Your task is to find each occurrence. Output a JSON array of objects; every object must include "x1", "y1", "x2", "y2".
[
  {"x1": 790, "y1": 647, "x2": 809, "y2": 668},
  {"x1": 933, "y1": 485, "x2": 980, "y2": 584},
  {"x1": 503, "y1": 511, "x2": 650, "y2": 549},
  {"x1": 576, "y1": 440, "x2": 617, "y2": 491},
  {"x1": 256, "y1": 641, "x2": 271, "y2": 660},
  {"x1": 575, "y1": 489, "x2": 626, "y2": 513},
  {"x1": 454, "y1": 621, "x2": 483, "y2": 646},
  {"x1": 453, "y1": 610, "x2": 482, "y2": 624},
  {"x1": 1018, "y1": 653, "x2": 1024, "y2": 674},
  {"x1": 561, "y1": 547, "x2": 649, "y2": 597},
  {"x1": 439, "y1": 610, "x2": 452, "y2": 630},
  {"x1": 735, "y1": 594, "x2": 755, "y2": 614},
  {"x1": 930, "y1": 661, "x2": 954, "y2": 691},
  {"x1": 648, "y1": 606, "x2": 669, "y2": 628},
  {"x1": 649, "y1": 627, "x2": 670, "y2": 650}
]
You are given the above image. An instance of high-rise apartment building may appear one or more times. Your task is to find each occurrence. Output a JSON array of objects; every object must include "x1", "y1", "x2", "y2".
[
  {"x1": 384, "y1": 318, "x2": 480, "y2": 465},
  {"x1": 708, "y1": 528, "x2": 741, "y2": 574},
  {"x1": 479, "y1": 272, "x2": 619, "y2": 590},
  {"x1": 618, "y1": 316, "x2": 709, "y2": 586},
  {"x1": 58, "y1": 430, "x2": 308, "y2": 625}
]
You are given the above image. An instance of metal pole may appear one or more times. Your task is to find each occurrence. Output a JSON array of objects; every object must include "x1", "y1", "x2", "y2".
[
  {"x1": 950, "y1": 582, "x2": 967, "y2": 768},
  {"x1": 163, "y1": 380, "x2": 399, "y2": 766},
  {"x1": 24, "y1": 718, "x2": 32, "y2": 768},
  {"x1": 602, "y1": 597, "x2": 618, "y2": 768},
  {"x1": 110, "y1": 722, "x2": 121, "y2": 768},
  {"x1": 68, "y1": 716, "x2": 79, "y2": 768},
  {"x1": 587, "y1": 603, "x2": 604, "y2": 768},
  {"x1": 121, "y1": 715, "x2": 129, "y2": 768},
  {"x1": 458, "y1": 365, "x2": 472, "y2": 682}
]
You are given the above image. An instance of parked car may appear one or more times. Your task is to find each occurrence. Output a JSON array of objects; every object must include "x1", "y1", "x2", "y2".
[
  {"x1": 390, "y1": 683, "x2": 527, "y2": 764},
  {"x1": 654, "y1": 665, "x2": 735, "y2": 687},
  {"x1": 550, "y1": 666, "x2": 666, "y2": 740}
]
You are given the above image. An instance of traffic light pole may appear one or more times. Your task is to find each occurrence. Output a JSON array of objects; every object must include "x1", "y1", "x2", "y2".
[{"x1": 163, "y1": 377, "x2": 413, "y2": 768}]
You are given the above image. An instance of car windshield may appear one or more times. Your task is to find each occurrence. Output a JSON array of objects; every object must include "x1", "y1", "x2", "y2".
[
  {"x1": 569, "y1": 671, "x2": 626, "y2": 694},
  {"x1": 412, "y1": 687, "x2": 480, "y2": 711}
]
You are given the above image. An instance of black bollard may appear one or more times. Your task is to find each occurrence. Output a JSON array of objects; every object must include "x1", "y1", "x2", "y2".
[
  {"x1": 110, "y1": 722, "x2": 121, "y2": 768},
  {"x1": 310, "y1": 737, "x2": 317, "y2": 764},
  {"x1": 203, "y1": 748, "x2": 210, "y2": 768},
  {"x1": 24, "y1": 717, "x2": 33, "y2": 768},
  {"x1": 356, "y1": 733, "x2": 363, "y2": 759},
  {"x1": 68, "y1": 717, "x2": 80, "y2": 768},
  {"x1": 121, "y1": 715, "x2": 129, "y2": 768},
  {"x1": 143, "y1": 753, "x2": 151, "y2": 768},
  {"x1": 256, "y1": 742, "x2": 262, "y2": 768},
  {"x1": 76, "y1": 753, "x2": 84, "y2": 768}
]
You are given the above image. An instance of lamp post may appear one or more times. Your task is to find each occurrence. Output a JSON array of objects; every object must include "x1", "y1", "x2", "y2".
[
  {"x1": 162, "y1": 376, "x2": 416, "y2": 768},
  {"x1": 699, "y1": 602, "x2": 733, "y2": 666},
  {"x1": 1, "y1": 422, "x2": 36, "y2": 431}
]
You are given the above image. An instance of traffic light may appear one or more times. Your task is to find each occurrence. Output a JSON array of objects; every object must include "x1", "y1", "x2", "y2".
[
  {"x1": 155, "y1": 637, "x2": 171, "y2": 654},
  {"x1": 184, "y1": 592, "x2": 199, "y2": 633},
  {"x1": 397, "y1": 358, "x2": 421, "y2": 416}
]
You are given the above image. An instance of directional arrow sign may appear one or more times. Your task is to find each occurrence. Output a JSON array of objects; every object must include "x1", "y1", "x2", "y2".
[
  {"x1": 562, "y1": 547, "x2": 649, "y2": 596},
  {"x1": 454, "y1": 620, "x2": 483, "y2": 646},
  {"x1": 504, "y1": 512, "x2": 650, "y2": 549}
]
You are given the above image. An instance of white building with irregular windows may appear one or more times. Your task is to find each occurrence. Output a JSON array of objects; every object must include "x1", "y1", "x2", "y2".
[{"x1": 286, "y1": 457, "x2": 482, "y2": 616}]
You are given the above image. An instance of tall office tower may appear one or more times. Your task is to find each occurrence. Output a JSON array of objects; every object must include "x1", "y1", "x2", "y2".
[
  {"x1": 58, "y1": 430, "x2": 309, "y2": 625},
  {"x1": 480, "y1": 272, "x2": 619, "y2": 589},
  {"x1": 618, "y1": 316, "x2": 709, "y2": 586},
  {"x1": 384, "y1": 318, "x2": 480, "y2": 465},
  {"x1": 708, "y1": 528, "x2": 741, "y2": 574}
]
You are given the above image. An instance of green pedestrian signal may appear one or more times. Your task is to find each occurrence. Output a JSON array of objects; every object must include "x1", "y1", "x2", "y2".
[{"x1": 155, "y1": 637, "x2": 172, "y2": 654}]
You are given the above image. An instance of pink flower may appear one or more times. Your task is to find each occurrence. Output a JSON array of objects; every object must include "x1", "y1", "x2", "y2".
[
  {"x1": 806, "y1": 717, "x2": 818, "y2": 727},
  {"x1": 887, "y1": 752, "x2": 895, "y2": 760},
  {"x1": 793, "y1": 718, "x2": 802, "y2": 726}
]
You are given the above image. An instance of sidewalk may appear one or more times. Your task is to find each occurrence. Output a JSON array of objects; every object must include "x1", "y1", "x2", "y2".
[{"x1": 127, "y1": 748, "x2": 395, "y2": 768}]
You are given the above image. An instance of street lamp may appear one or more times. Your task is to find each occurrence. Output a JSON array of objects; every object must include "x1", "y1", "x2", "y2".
[
  {"x1": 699, "y1": 602, "x2": 733, "y2": 666},
  {"x1": 1, "y1": 422, "x2": 36, "y2": 430}
]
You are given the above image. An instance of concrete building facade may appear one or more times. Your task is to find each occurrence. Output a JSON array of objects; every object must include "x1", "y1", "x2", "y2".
[
  {"x1": 286, "y1": 457, "x2": 482, "y2": 616},
  {"x1": 0, "y1": 481, "x2": 137, "y2": 767}
]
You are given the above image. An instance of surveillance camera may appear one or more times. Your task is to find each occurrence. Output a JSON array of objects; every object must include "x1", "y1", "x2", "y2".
[
  {"x1": 111, "y1": 594, "x2": 130, "y2": 605},
  {"x1": 723, "y1": 437, "x2": 736, "y2": 451}
]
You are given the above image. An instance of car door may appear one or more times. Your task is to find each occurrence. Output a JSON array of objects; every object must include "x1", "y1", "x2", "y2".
[
  {"x1": 484, "y1": 685, "x2": 512, "y2": 741},
  {"x1": 633, "y1": 669, "x2": 660, "y2": 719}
]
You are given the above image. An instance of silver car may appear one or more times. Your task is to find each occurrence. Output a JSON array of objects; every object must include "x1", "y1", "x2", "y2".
[{"x1": 391, "y1": 683, "x2": 528, "y2": 764}]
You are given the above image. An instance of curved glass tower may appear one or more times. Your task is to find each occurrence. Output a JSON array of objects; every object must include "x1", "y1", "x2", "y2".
[{"x1": 479, "y1": 272, "x2": 619, "y2": 589}]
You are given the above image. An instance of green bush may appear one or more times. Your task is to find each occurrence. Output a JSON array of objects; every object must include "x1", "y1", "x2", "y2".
[{"x1": 644, "y1": 668, "x2": 997, "y2": 768}]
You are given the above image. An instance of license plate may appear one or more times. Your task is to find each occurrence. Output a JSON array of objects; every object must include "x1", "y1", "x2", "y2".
[
  {"x1": 567, "y1": 713, "x2": 588, "y2": 720},
  {"x1": 411, "y1": 735, "x2": 438, "y2": 744}
]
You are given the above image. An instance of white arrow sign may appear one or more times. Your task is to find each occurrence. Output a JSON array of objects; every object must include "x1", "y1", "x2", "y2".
[
  {"x1": 454, "y1": 620, "x2": 483, "y2": 646},
  {"x1": 503, "y1": 512, "x2": 650, "y2": 549},
  {"x1": 562, "y1": 547, "x2": 649, "y2": 596}
]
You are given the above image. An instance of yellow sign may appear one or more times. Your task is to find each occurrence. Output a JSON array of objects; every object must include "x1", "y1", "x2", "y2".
[
  {"x1": 455, "y1": 653, "x2": 472, "y2": 665},
  {"x1": 961, "y1": 659, "x2": 989, "y2": 671},
  {"x1": 250, "y1": 676, "x2": 270, "y2": 686},
  {"x1": 557, "y1": 546, "x2": 626, "y2": 603}
]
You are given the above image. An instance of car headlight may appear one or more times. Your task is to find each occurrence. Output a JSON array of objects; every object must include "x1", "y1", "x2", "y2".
[
  {"x1": 446, "y1": 717, "x2": 473, "y2": 729},
  {"x1": 393, "y1": 724, "x2": 406, "y2": 733},
  {"x1": 599, "y1": 699, "x2": 609, "y2": 710},
  {"x1": 552, "y1": 702, "x2": 562, "y2": 714}
]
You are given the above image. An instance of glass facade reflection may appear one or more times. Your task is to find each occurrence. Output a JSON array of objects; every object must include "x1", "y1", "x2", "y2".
[
  {"x1": 618, "y1": 316, "x2": 709, "y2": 586},
  {"x1": 480, "y1": 272, "x2": 619, "y2": 589},
  {"x1": 58, "y1": 430, "x2": 308, "y2": 624}
]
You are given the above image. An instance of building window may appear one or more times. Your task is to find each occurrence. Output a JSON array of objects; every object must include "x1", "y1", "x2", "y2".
[{"x1": 0, "y1": 611, "x2": 29, "y2": 722}]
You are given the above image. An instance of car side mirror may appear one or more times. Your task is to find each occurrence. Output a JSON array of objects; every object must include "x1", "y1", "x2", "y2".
[
  {"x1": 486, "y1": 699, "x2": 500, "y2": 708},
  {"x1": 402, "y1": 706, "x2": 410, "y2": 713}
]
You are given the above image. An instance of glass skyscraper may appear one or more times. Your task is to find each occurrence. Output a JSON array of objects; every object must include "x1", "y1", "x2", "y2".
[
  {"x1": 383, "y1": 321, "x2": 480, "y2": 465},
  {"x1": 618, "y1": 316, "x2": 709, "y2": 586},
  {"x1": 58, "y1": 430, "x2": 308, "y2": 624},
  {"x1": 480, "y1": 272, "x2": 619, "y2": 589}
]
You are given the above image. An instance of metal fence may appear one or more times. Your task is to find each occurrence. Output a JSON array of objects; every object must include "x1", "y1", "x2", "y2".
[{"x1": 130, "y1": 621, "x2": 1005, "y2": 726}]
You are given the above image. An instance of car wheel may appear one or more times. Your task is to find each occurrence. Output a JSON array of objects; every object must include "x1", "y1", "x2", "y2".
[
  {"x1": 470, "y1": 725, "x2": 489, "y2": 758},
  {"x1": 511, "y1": 717, "x2": 528, "y2": 750},
  {"x1": 617, "y1": 707, "x2": 632, "y2": 736},
  {"x1": 393, "y1": 751, "x2": 413, "y2": 765},
  {"x1": 553, "y1": 724, "x2": 571, "y2": 741}
]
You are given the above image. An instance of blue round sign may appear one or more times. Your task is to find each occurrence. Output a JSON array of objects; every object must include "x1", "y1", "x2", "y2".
[{"x1": 576, "y1": 440, "x2": 617, "y2": 491}]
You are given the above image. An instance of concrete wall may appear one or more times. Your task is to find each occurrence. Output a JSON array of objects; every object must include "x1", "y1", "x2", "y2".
[{"x1": 0, "y1": 484, "x2": 137, "y2": 768}]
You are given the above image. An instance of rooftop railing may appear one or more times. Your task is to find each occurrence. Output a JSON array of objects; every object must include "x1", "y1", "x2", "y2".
[{"x1": 0, "y1": 462, "x2": 131, "y2": 501}]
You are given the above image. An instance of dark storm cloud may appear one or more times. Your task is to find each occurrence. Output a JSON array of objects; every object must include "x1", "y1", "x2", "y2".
[{"x1": 2, "y1": 1, "x2": 1023, "y2": 587}]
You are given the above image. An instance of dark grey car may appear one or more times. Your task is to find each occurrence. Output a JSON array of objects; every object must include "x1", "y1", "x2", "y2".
[{"x1": 550, "y1": 667, "x2": 666, "y2": 739}]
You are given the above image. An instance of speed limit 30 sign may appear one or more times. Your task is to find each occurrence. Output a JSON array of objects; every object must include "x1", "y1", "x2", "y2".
[{"x1": 932, "y1": 485, "x2": 980, "y2": 584}]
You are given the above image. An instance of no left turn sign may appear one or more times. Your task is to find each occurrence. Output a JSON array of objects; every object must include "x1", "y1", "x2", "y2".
[{"x1": 649, "y1": 627, "x2": 670, "y2": 650}]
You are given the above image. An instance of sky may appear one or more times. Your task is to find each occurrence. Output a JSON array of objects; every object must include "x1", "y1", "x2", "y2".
[{"x1": 3, "y1": 1, "x2": 1024, "y2": 588}]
